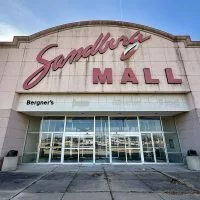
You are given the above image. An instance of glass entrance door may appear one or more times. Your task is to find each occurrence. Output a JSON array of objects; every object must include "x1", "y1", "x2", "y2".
[
  {"x1": 36, "y1": 116, "x2": 173, "y2": 164},
  {"x1": 126, "y1": 135, "x2": 142, "y2": 163},
  {"x1": 111, "y1": 134, "x2": 142, "y2": 163},
  {"x1": 95, "y1": 117, "x2": 110, "y2": 163},
  {"x1": 142, "y1": 133, "x2": 167, "y2": 163},
  {"x1": 63, "y1": 134, "x2": 94, "y2": 163}
]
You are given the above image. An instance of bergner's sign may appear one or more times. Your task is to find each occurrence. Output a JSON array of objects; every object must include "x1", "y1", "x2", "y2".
[{"x1": 23, "y1": 31, "x2": 182, "y2": 90}]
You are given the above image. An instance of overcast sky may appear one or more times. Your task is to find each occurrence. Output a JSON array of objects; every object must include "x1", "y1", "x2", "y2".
[{"x1": 0, "y1": 0, "x2": 199, "y2": 41}]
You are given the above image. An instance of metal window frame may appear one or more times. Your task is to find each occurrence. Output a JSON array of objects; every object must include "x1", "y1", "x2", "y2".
[{"x1": 34, "y1": 115, "x2": 180, "y2": 165}]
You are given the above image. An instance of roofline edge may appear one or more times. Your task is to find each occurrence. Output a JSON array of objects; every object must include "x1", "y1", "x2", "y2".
[{"x1": 0, "y1": 20, "x2": 199, "y2": 47}]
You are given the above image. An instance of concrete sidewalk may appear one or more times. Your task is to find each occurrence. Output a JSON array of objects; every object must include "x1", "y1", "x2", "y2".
[{"x1": 0, "y1": 164, "x2": 199, "y2": 200}]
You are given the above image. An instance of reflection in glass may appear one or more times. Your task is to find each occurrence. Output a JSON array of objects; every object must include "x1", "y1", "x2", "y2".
[
  {"x1": 142, "y1": 133, "x2": 153, "y2": 150},
  {"x1": 111, "y1": 136, "x2": 126, "y2": 163},
  {"x1": 80, "y1": 137, "x2": 93, "y2": 148},
  {"x1": 79, "y1": 149, "x2": 93, "y2": 163},
  {"x1": 33, "y1": 115, "x2": 183, "y2": 164},
  {"x1": 153, "y1": 134, "x2": 165, "y2": 148},
  {"x1": 140, "y1": 117, "x2": 161, "y2": 132},
  {"x1": 51, "y1": 148, "x2": 61, "y2": 162},
  {"x1": 164, "y1": 133, "x2": 181, "y2": 153},
  {"x1": 64, "y1": 149, "x2": 78, "y2": 163},
  {"x1": 142, "y1": 134, "x2": 155, "y2": 162},
  {"x1": 155, "y1": 148, "x2": 166, "y2": 162},
  {"x1": 95, "y1": 117, "x2": 109, "y2": 163},
  {"x1": 40, "y1": 133, "x2": 51, "y2": 147},
  {"x1": 65, "y1": 117, "x2": 94, "y2": 132},
  {"x1": 143, "y1": 152, "x2": 154, "y2": 162},
  {"x1": 110, "y1": 117, "x2": 138, "y2": 132},
  {"x1": 126, "y1": 136, "x2": 140, "y2": 148},
  {"x1": 64, "y1": 137, "x2": 78, "y2": 148},
  {"x1": 49, "y1": 119, "x2": 64, "y2": 132},
  {"x1": 164, "y1": 132, "x2": 182, "y2": 163},
  {"x1": 153, "y1": 133, "x2": 166, "y2": 162},
  {"x1": 52, "y1": 133, "x2": 62, "y2": 148},
  {"x1": 65, "y1": 137, "x2": 72, "y2": 148},
  {"x1": 127, "y1": 149, "x2": 141, "y2": 163},
  {"x1": 41, "y1": 117, "x2": 64, "y2": 132},
  {"x1": 38, "y1": 148, "x2": 50, "y2": 162},
  {"x1": 41, "y1": 120, "x2": 49, "y2": 132}
]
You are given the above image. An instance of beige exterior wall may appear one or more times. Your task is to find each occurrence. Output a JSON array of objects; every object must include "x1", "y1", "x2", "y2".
[
  {"x1": 15, "y1": 26, "x2": 190, "y2": 93},
  {"x1": 0, "y1": 21, "x2": 200, "y2": 160}
]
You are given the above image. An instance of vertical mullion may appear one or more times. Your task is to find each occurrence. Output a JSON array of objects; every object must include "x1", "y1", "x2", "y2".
[
  {"x1": 125, "y1": 136, "x2": 127, "y2": 163},
  {"x1": 49, "y1": 132, "x2": 53, "y2": 163},
  {"x1": 137, "y1": 116, "x2": 144, "y2": 163},
  {"x1": 160, "y1": 116, "x2": 169, "y2": 163},
  {"x1": 151, "y1": 133, "x2": 156, "y2": 163},
  {"x1": 93, "y1": 116, "x2": 95, "y2": 164},
  {"x1": 61, "y1": 116, "x2": 67, "y2": 163},
  {"x1": 108, "y1": 116, "x2": 112, "y2": 163},
  {"x1": 36, "y1": 117, "x2": 44, "y2": 163}
]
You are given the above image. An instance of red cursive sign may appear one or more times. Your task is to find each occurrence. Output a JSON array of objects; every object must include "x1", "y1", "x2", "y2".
[{"x1": 23, "y1": 31, "x2": 151, "y2": 90}]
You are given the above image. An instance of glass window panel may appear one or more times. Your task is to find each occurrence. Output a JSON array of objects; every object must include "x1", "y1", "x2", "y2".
[
  {"x1": 72, "y1": 138, "x2": 79, "y2": 148},
  {"x1": 164, "y1": 132, "x2": 181, "y2": 153},
  {"x1": 49, "y1": 120, "x2": 56, "y2": 132},
  {"x1": 40, "y1": 133, "x2": 51, "y2": 147},
  {"x1": 143, "y1": 152, "x2": 155, "y2": 162},
  {"x1": 64, "y1": 149, "x2": 78, "y2": 163},
  {"x1": 64, "y1": 137, "x2": 78, "y2": 148},
  {"x1": 153, "y1": 133, "x2": 165, "y2": 148},
  {"x1": 28, "y1": 117, "x2": 41, "y2": 132},
  {"x1": 64, "y1": 137, "x2": 72, "y2": 148},
  {"x1": 80, "y1": 137, "x2": 93, "y2": 148},
  {"x1": 118, "y1": 137, "x2": 125, "y2": 147},
  {"x1": 24, "y1": 133, "x2": 39, "y2": 153},
  {"x1": 142, "y1": 133, "x2": 155, "y2": 162},
  {"x1": 126, "y1": 136, "x2": 140, "y2": 148},
  {"x1": 79, "y1": 149, "x2": 93, "y2": 163},
  {"x1": 22, "y1": 153, "x2": 37, "y2": 163},
  {"x1": 51, "y1": 148, "x2": 61, "y2": 162},
  {"x1": 140, "y1": 117, "x2": 161, "y2": 132},
  {"x1": 155, "y1": 148, "x2": 166, "y2": 162},
  {"x1": 49, "y1": 120, "x2": 64, "y2": 132},
  {"x1": 110, "y1": 117, "x2": 138, "y2": 132},
  {"x1": 142, "y1": 133, "x2": 153, "y2": 149},
  {"x1": 55, "y1": 120, "x2": 64, "y2": 132},
  {"x1": 127, "y1": 149, "x2": 141, "y2": 163},
  {"x1": 41, "y1": 120, "x2": 50, "y2": 132},
  {"x1": 52, "y1": 133, "x2": 62, "y2": 148},
  {"x1": 38, "y1": 148, "x2": 50, "y2": 162},
  {"x1": 162, "y1": 117, "x2": 176, "y2": 132},
  {"x1": 95, "y1": 117, "x2": 110, "y2": 163},
  {"x1": 112, "y1": 148, "x2": 126, "y2": 163},
  {"x1": 41, "y1": 117, "x2": 64, "y2": 132},
  {"x1": 49, "y1": 118, "x2": 64, "y2": 132},
  {"x1": 65, "y1": 117, "x2": 94, "y2": 132},
  {"x1": 111, "y1": 136, "x2": 118, "y2": 147},
  {"x1": 95, "y1": 117, "x2": 108, "y2": 132},
  {"x1": 168, "y1": 153, "x2": 183, "y2": 163},
  {"x1": 111, "y1": 136, "x2": 126, "y2": 163}
]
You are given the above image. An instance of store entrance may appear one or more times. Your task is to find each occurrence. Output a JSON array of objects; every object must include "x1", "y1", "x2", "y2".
[{"x1": 35, "y1": 116, "x2": 182, "y2": 164}]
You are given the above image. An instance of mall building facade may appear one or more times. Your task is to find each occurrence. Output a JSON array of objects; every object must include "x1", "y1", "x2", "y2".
[{"x1": 0, "y1": 21, "x2": 200, "y2": 164}]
